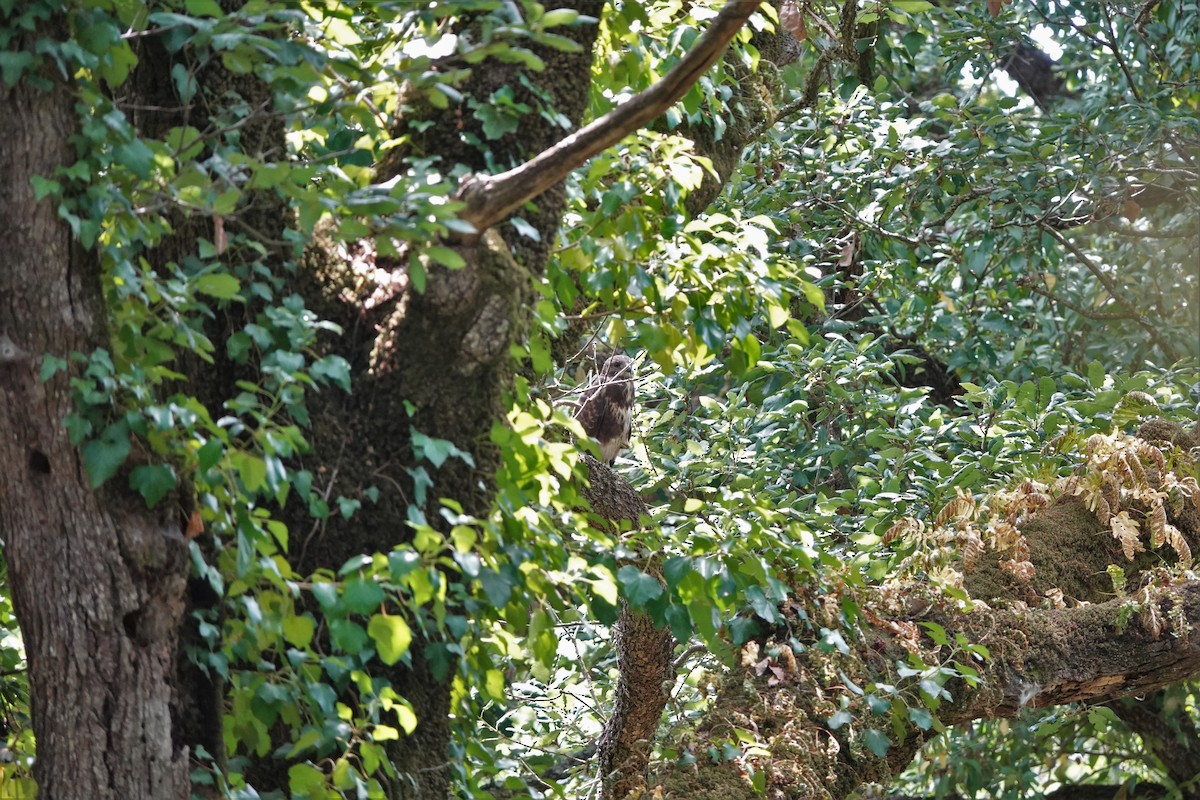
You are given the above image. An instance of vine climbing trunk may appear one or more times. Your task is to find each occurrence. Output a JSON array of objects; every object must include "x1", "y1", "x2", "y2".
[{"x1": 0, "y1": 19, "x2": 191, "y2": 800}]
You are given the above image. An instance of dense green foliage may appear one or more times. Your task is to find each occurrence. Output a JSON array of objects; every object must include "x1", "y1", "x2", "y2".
[{"x1": 0, "y1": 0, "x2": 1196, "y2": 798}]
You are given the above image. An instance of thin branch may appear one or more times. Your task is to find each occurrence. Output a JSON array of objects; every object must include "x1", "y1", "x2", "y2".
[
  {"x1": 1039, "y1": 223, "x2": 1181, "y2": 361},
  {"x1": 1020, "y1": 277, "x2": 1136, "y2": 321},
  {"x1": 454, "y1": 0, "x2": 764, "y2": 237}
]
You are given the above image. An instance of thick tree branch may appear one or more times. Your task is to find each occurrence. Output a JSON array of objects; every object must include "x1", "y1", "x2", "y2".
[
  {"x1": 1000, "y1": 41, "x2": 1070, "y2": 111},
  {"x1": 456, "y1": 0, "x2": 763, "y2": 236},
  {"x1": 579, "y1": 456, "x2": 676, "y2": 799},
  {"x1": 658, "y1": 580, "x2": 1200, "y2": 800}
]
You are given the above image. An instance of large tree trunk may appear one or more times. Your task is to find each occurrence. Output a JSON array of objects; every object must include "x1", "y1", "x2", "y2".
[{"x1": 0, "y1": 19, "x2": 190, "y2": 800}]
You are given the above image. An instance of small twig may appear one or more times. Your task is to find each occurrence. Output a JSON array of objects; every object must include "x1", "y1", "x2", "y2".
[{"x1": 672, "y1": 643, "x2": 708, "y2": 670}]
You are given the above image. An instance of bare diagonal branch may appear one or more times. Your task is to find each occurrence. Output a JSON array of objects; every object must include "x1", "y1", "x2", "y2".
[{"x1": 456, "y1": 0, "x2": 764, "y2": 236}]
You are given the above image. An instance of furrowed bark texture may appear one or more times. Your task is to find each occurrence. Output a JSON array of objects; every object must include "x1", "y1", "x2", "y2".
[{"x1": 0, "y1": 24, "x2": 190, "y2": 800}]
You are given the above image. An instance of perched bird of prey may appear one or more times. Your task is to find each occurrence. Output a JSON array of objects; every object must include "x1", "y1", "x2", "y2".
[{"x1": 575, "y1": 354, "x2": 635, "y2": 465}]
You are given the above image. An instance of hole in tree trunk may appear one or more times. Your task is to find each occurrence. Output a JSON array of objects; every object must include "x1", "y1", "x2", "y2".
[{"x1": 27, "y1": 449, "x2": 50, "y2": 474}]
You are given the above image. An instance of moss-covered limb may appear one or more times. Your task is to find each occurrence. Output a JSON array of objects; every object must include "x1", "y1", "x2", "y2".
[
  {"x1": 988, "y1": 583, "x2": 1200, "y2": 715},
  {"x1": 598, "y1": 606, "x2": 677, "y2": 799},
  {"x1": 638, "y1": 579, "x2": 1200, "y2": 800}
]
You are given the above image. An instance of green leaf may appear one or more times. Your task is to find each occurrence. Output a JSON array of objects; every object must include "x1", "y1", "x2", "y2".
[
  {"x1": 828, "y1": 710, "x2": 852, "y2": 729},
  {"x1": 81, "y1": 423, "x2": 132, "y2": 489},
  {"x1": 479, "y1": 568, "x2": 514, "y2": 608},
  {"x1": 368, "y1": 614, "x2": 413, "y2": 665},
  {"x1": 863, "y1": 728, "x2": 891, "y2": 757},
  {"x1": 424, "y1": 245, "x2": 465, "y2": 269},
  {"x1": 288, "y1": 762, "x2": 325, "y2": 796},
  {"x1": 330, "y1": 618, "x2": 368, "y2": 653},
  {"x1": 0, "y1": 51, "x2": 35, "y2": 87},
  {"x1": 394, "y1": 701, "x2": 418, "y2": 734},
  {"x1": 892, "y1": 0, "x2": 934, "y2": 12},
  {"x1": 197, "y1": 438, "x2": 224, "y2": 472},
  {"x1": 129, "y1": 464, "x2": 176, "y2": 507},
  {"x1": 540, "y1": 9, "x2": 580, "y2": 27},
  {"x1": 343, "y1": 578, "x2": 385, "y2": 615},
  {"x1": 39, "y1": 354, "x2": 68, "y2": 382},
  {"x1": 186, "y1": 0, "x2": 223, "y2": 17},
  {"x1": 282, "y1": 614, "x2": 315, "y2": 648},
  {"x1": 907, "y1": 706, "x2": 933, "y2": 730},
  {"x1": 194, "y1": 273, "x2": 242, "y2": 300},
  {"x1": 234, "y1": 453, "x2": 267, "y2": 493},
  {"x1": 311, "y1": 355, "x2": 351, "y2": 391},
  {"x1": 617, "y1": 565, "x2": 663, "y2": 606}
]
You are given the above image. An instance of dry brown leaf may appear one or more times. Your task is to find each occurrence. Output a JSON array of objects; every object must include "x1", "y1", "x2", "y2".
[
  {"x1": 883, "y1": 516, "x2": 922, "y2": 545},
  {"x1": 1011, "y1": 535, "x2": 1031, "y2": 563},
  {"x1": 780, "y1": 0, "x2": 808, "y2": 41},
  {"x1": 988, "y1": 520, "x2": 1022, "y2": 551},
  {"x1": 1149, "y1": 502, "x2": 1167, "y2": 548},
  {"x1": 838, "y1": 235, "x2": 856, "y2": 267},
  {"x1": 1166, "y1": 523, "x2": 1191, "y2": 565},
  {"x1": 962, "y1": 526, "x2": 984, "y2": 572},
  {"x1": 213, "y1": 214, "x2": 227, "y2": 255},
  {"x1": 1111, "y1": 510, "x2": 1144, "y2": 560},
  {"x1": 185, "y1": 511, "x2": 205, "y2": 540},
  {"x1": 1001, "y1": 559, "x2": 1036, "y2": 582},
  {"x1": 936, "y1": 492, "x2": 976, "y2": 527}
]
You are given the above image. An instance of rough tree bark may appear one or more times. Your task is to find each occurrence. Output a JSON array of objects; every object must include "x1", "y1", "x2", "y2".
[{"x1": 0, "y1": 17, "x2": 190, "y2": 800}]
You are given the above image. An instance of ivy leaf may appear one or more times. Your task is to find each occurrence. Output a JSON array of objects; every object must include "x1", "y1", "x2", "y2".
[
  {"x1": 424, "y1": 245, "x2": 465, "y2": 269},
  {"x1": 343, "y1": 578, "x2": 385, "y2": 616},
  {"x1": 282, "y1": 614, "x2": 315, "y2": 648},
  {"x1": 479, "y1": 568, "x2": 513, "y2": 608},
  {"x1": 368, "y1": 614, "x2": 413, "y2": 665},
  {"x1": 330, "y1": 619, "x2": 368, "y2": 653},
  {"x1": 129, "y1": 464, "x2": 176, "y2": 508},
  {"x1": 185, "y1": 0, "x2": 223, "y2": 17},
  {"x1": 194, "y1": 273, "x2": 241, "y2": 300},
  {"x1": 617, "y1": 565, "x2": 663, "y2": 606},
  {"x1": 908, "y1": 707, "x2": 934, "y2": 730},
  {"x1": 81, "y1": 421, "x2": 131, "y2": 488},
  {"x1": 828, "y1": 710, "x2": 852, "y2": 729},
  {"x1": 864, "y1": 728, "x2": 891, "y2": 757},
  {"x1": 288, "y1": 763, "x2": 325, "y2": 796}
]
